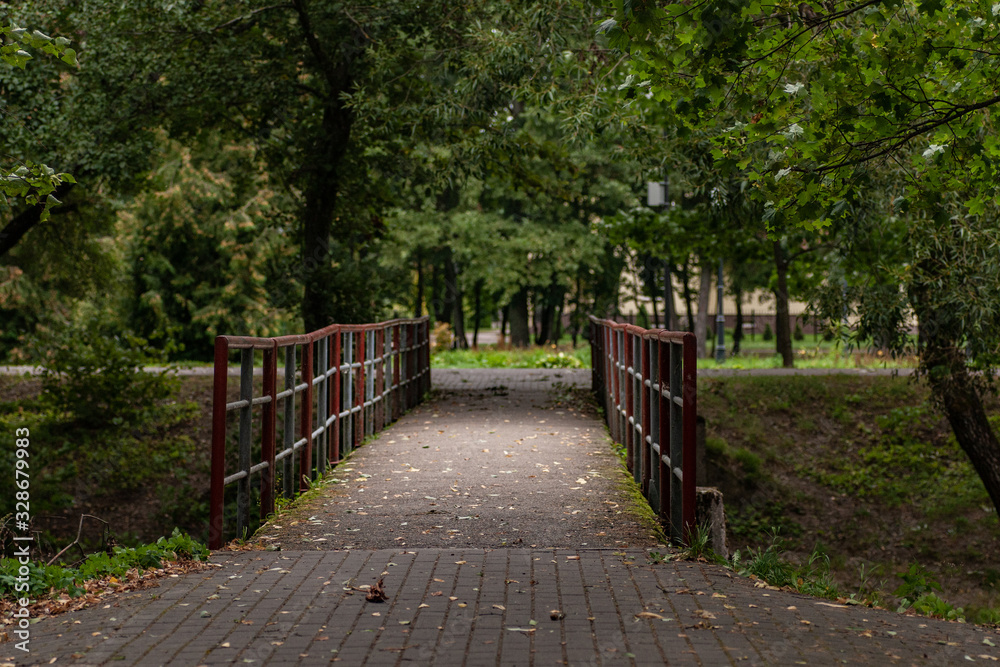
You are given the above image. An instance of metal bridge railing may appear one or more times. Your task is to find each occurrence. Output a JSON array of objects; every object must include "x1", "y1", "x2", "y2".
[
  {"x1": 589, "y1": 316, "x2": 697, "y2": 544},
  {"x1": 209, "y1": 317, "x2": 431, "y2": 549}
]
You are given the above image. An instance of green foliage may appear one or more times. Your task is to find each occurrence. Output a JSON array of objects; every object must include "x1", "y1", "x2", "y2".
[
  {"x1": 762, "y1": 324, "x2": 773, "y2": 342},
  {"x1": 894, "y1": 564, "x2": 965, "y2": 620},
  {"x1": 0, "y1": 19, "x2": 76, "y2": 219},
  {"x1": 0, "y1": 529, "x2": 208, "y2": 600},
  {"x1": 39, "y1": 311, "x2": 177, "y2": 430},
  {"x1": 731, "y1": 538, "x2": 840, "y2": 599},
  {"x1": 119, "y1": 138, "x2": 300, "y2": 360}
]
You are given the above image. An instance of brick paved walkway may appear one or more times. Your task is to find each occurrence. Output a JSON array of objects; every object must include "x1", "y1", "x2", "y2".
[{"x1": 6, "y1": 369, "x2": 999, "y2": 665}]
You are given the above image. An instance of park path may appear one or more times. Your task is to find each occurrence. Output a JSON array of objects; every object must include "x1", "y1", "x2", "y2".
[{"x1": 8, "y1": 369, "x2": 1000, "y2": 666}]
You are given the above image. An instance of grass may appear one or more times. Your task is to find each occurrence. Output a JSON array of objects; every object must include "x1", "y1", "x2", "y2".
[
  {"x1": 432, "y1": 343, "x2": 590, "y2": 369},
  {"x1": 699, "y1": 373, "x2": 1000, "y2": 624}
]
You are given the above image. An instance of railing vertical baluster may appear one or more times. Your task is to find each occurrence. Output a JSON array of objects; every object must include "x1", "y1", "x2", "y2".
[
  {"x1": 283, "y1": 345, "x2": 296, "y2": 499},
  {"x1": 393, "y1": 325, "x2": 401, "y2": 420},
  {"x1": 624, "y1": 330, "x2": 634, "y2": 474},
  {"x1": 355, "y1": 330, "x2": 364, "y2": 447},
  {"x1": 300, "y1": 339, "x2": 314, "y2": 493},
  {"x1": 658, "y1": 338, "x2": 670, "y2": 523},
  {"x1": 210, "y1": 317, "x2": 429, "y2": 547},
  {"x1": 237, "y1": 348, "x2": 254, "y2": 540},
  {"x1": 209, "y1": 337, "x2": 230, "y2": 550},
  {"x1": 331, "y1": 329, "x2": 341, "y2": 465},
  {"x1": 261, "y1": 342, "x2": 277, "y2": 521}
]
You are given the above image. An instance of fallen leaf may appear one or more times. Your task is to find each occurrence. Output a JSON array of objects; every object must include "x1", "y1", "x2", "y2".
[
  {"x1": 418, "y1": 604, "x2": 430, "y2": 609},
  {"x1": 550, "y1": 609, "x2": 566, "y2": 620},
  {"x1": 693, "y1": 610, "x2": 716, "y2": 620},
  {"x1": 712, "y1": 593, "x2": 727, "y2": 599},
  {"x1": 635, "y1": 612, "x2": 665, "y2": 620},
  {"x1": 506, "y1": 627, "x2": 536, "y2": 633},
  {"x1": 366, "y1": 578, "x2": 388, "y2": 602},
  {"x1": 493, "y1": 604, "x2": 506, "y2": 611},
  {"x1": 221, "y1": 642, "x2": 231, "y2": 648},
  {"x1": 455, "y1": 561, "x2": 467, "y2": 565}
]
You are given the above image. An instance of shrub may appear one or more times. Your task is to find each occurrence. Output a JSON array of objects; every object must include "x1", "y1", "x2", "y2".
[
  {"x1": 40, "y1": 312, "x2": 178, "y2": 430},
  {"x1": 432, "y1": 322, "x2": 453, "y2": 352},
  {"x1": 793, "y1": 323, "x2": 805, "y2": 341},
  {"x1": 762, "y1": 323, "x2": 774, "y2": 341}
]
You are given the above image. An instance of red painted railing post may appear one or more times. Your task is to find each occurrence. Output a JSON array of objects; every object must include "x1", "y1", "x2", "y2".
[
  {"x1": 624, "y1": 329, "x2": 633, "y2": 472},
  {"x1": 300, "y1": 340, "x2": 314, "y2": 493},
  {"x1": 260, "y1": 341, "x2": 277, "y2": 520},
  {"x1": 640, "y1": 334, "x2": 651, "y2": 496},
  {"x1": 682, "y1": 332, "x2": 698, "y2": 542},
  {"x1": 209, "y1": 336, "x2": 230, "y2": 550},
  {"x1": 331, "y1": 328, "x2": 341, "y2": 465}
]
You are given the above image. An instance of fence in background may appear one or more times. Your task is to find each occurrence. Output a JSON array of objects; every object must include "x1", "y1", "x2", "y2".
[
  {"x1": 589, "y1": 316, "x2": 698, "y2": 544},
  {"x1": 209, "y1": 317, "x2": 431, "y2": 549}
]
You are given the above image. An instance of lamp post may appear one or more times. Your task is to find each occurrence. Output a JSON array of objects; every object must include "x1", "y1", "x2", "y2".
[
  {"x1": 647, "y1": 176, "x2": 671, "y2": 330},
  {"x1": 715, "y1": 259, "x2": 726, "y2": 363}
]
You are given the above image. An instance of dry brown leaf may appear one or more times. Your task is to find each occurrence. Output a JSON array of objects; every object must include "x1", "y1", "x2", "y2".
[
  {"x1": 366, "y1": 578, "x2": 388, "y2": 602},
  {"x1": 635, "y1": 612, "x2": 665, "y2": 620}
]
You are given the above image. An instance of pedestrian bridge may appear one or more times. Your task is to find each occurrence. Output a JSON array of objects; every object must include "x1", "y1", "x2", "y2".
[{"x1": 17, "y1": 363, "x2": 998, "y2": 665}]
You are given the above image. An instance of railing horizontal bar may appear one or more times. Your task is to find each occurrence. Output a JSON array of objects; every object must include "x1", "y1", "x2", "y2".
[
  {"x1": 275, "y1": 448, "x2": 293, "y2": 462},
  {"x1": 251, "y1": 395, "x2": 272, "y2": 406},
  {"x1": 311, "y1": 425, "x2": 324, "y2": 439},
  {"x1": 292, "y1": 437, "x2": 307, "y2": 450},
  {"x1": 250, "y1": 461, "x2": 269, "y2": 475},
  {"x1": 275, "y1": 388, "x2": 294, "y2": 401},
  {"x1": 673, "y1": 467, "x2": 683, "y2": 481},
  {"x1": 226, "y1": 399, "x2": 249, "y2": 411},
  {"x1": 224, "y1": 470, "x2": 247, "y2": 484}
]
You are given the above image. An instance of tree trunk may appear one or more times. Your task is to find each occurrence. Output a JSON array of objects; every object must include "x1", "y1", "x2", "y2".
[
  {"x1": 535, "y1": 278, "x2": 565, "y2": 345},
  {"x1": 571, "y1": 275, "x2": 583, "y2": 347},
  {"x1": 913, "y1": 274, "x2": 1000, "y2": 517},
  {"x1": 472, "y1": 279, "x2": 483, "y2": 347},
  {"x1": 772, "y1": 240, "x2": 794, "y2": 368},
  {"x1": 445, "y1": 255, "x2": 467, "y2": 349},
  {"x1": 695, "y1": 262, "x2": 712, "y2": 358},
  {"x1": 640, "y1": 252, "x2": 658, "y2": 327},
  {"x1": 680, "y1": 259, "x2": 695, "y2": 332},
  {"x1": 414, "y1": 250, "x2": 424, "y2": 318},
  {"x1": 430, "y1": 259, "x2": 444, "y2": 323},
  {"x1": 733, "y1": 286, "x2": 744, "y2": 355},
  {"x1": 509, "y1": 287, "x2": 531, "y2": 347},
  {"x1": 663, "y1": 259, "x2": 677, "y2": 331}
]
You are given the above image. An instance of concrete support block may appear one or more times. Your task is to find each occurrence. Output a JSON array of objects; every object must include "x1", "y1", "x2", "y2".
[{"x1": 695, "y1": 486, "x2": 728, "y2": 559}]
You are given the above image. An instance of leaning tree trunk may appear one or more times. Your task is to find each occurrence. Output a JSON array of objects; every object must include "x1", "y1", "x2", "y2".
[
  {"x1": 913, "y1": 267, "x2": 1000, "y2": 517},
  {"x1": 772, "y1": 240, "x2": 794, "y2": 368}
]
